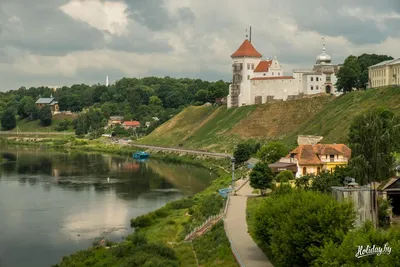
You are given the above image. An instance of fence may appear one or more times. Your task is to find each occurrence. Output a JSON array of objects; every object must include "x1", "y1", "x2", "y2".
[{"x1": 184, "y1": 213, "x2": 223, "y2": 241}]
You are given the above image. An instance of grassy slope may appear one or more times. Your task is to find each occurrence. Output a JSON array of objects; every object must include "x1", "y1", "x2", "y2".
[
  {"x1": 140, "y1": 87, "x2": 400, "y2": 152},
  {"x1": 13, "y1": 114, "x2": 76, "y2": 132}
]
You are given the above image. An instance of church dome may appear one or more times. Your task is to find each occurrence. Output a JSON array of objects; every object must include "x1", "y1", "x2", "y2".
[
  {"x1": 316, "y1": 37, "x2": 331, "y2": 64},
  {"x1": 316, "y1": 52, "x2": 331, "y2": 64}
]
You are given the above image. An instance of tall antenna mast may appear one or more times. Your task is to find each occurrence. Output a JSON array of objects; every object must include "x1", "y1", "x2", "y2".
[{"x1": 249, "y1": 26, "x2": 252, "y2": 43}]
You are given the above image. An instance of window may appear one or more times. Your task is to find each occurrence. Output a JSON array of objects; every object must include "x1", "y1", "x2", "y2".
[
  {"x1": 316, "y1": 77, "x2": 319, "y2": 81},
  {"x1": 247, "y1": 75, "x2": 250, "y2": 80},
  {"x1": 251, "y1": 64, "x2": 254, "y2": 70},
  {"x1": 311, "y1": 77, "x2": 314, "y2": 81},
  {"x1": 263, "y1": 73, "x2": 266, "y2": 76},
  {"x1": 247, "y1": 64, "x2": 250, "y2": 70},
  {"x1": 316, "y1": 85, "x2": 319, "y2": 90},
  {"x1": 239, "y1": 63, "x2": 243, "y2": 70},
  {"x1": 272, "y1": 72, "x2": 274, "y2": 75},
  {"x1": 278, "y1": 72, "x2": 280, "y2": 76},
  {"x1": 311, "y1": 86, "x2": 314, "y2": 90},
  {"x1": 317, "y1": 167, "x2": 321, "y2": 175},
  {"x1": 302, "y1": 167, "x2": 307, "y2": 175}
]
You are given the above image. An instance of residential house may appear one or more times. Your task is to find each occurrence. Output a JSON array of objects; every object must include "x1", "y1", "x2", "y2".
[
  {"x1": 123, "y1": 121, "x2": 140, "y2": 129},
  {"x1": 108, "y1": 116, "x2": 123, "y2": 128},
  {"x1": 278, "y1": 143, "x2": 351, "y2": 177},
  {"x1": 35, "y1": 95, "x2": 59, "y2": 114}
]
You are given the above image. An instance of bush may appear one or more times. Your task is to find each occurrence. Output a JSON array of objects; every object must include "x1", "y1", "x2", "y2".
[
  {"x1": 130, "y1": 213, "x2": 156, "y2": 228},
  {"x1": 314, "y1": 222, "x2": 400, "y2": 267},
  {"x1": 275, "y1": 170, "x2": 294, "y2": 182},
  {"x1": 55, "y1": 120, "x2": 71, "y2": 131},
  {"x1": 249, "y1": 162, "x2": 274, "y2": 195},
  {"x1": 253, "y1": 190, "x2": 356, "y2": 266},
  {"x1": 167, "y1": 197, "x2": 195, "y2": 209}
]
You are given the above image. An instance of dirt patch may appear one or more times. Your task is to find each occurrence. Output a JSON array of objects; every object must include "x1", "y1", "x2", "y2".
[{"x1": 230, "y1": 96, "x2": 333, "y2": 139}]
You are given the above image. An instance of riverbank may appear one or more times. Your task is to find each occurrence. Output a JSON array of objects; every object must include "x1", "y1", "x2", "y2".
[{"x1": 2, "y1": 137, "x2": 241, "y2": 266}]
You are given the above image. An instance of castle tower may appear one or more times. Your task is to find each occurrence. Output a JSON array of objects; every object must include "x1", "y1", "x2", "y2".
[
  {"x1": 315, "y1": 37, "x2": 335, "y2": 94},
  {"x1": 228, "y1": 38, "x2": 262, "y2": 108}
]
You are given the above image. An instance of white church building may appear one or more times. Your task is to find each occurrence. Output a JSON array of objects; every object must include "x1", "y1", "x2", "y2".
[{"x1": 227, "y1": 38, "x2": 341, "y2": 108}]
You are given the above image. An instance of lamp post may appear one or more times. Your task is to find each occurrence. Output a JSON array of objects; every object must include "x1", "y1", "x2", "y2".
[{"x1": 231, "y1": 157, "x2": 235, "y2": 194}]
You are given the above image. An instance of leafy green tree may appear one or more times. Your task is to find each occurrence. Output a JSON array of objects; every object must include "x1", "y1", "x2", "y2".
[
  {"x1": 336, "y1": 55, "x2": 361, "y2": 93},
  {"x1": 149, "y1": 96, "x2": 163, "y2": 106},
  {"x1": 257, "y1": 141, "x2": 288, "y2": 164},
  {"x1": 275, "y1": 170, "x2": 294, "y2": 182},
  {"x1": 314, "y1": 221, "x2": 400, "y2": 267},
  {"x1": 39, "y1": 106, "x2": 52, "y2": 126},
  {"x1": 357, "y1": 53, "x2": 394, "y2": 89},
  {"x1": 233, "y1": 143, "x2": 252, "y2": 164},
  {"x1": 349, "y1": 108, "x2": 399, "y2": 184},
  {"x1": 194, "y1": 89, "x2": 208, "y2": 103},
  {"x1": 249, "y1": 162, "x2": 274, "y2": 195},
  {"x1": 253, "y1": 190, "x2": 355, "y2": 267},
  {"x1": 24, "y1": 100, "x2": 39, "y2": 120},
  {"x1": 0, "y1": 108, "x2": 16, "y2": 130}
]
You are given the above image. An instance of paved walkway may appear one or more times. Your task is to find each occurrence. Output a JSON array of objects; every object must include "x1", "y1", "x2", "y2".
[{"x1": 224, "y1": 179, "x2": 273, "y2": 267}]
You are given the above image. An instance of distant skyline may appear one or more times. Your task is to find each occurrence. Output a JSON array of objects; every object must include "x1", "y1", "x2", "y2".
[{"x1": 1, "y1": 0, "x2": 400, "y2": 91}]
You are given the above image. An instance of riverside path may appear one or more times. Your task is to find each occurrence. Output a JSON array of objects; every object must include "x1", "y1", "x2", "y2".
[{"x1": 224, "y1": 179, "x2": 274, "y2": 267}]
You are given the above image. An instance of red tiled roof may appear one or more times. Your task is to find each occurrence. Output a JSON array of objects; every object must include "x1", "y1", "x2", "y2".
[
  {"x1": 254, "y1": 60, "x2": 272, "y2": 72},
  {"x1": 123, "y1": 121, "x2": 140, "y2": 127},
  {"x1": 285, "y1": 144, "x2": 351, "y2": 165},
  {"x1": 250, "y1": 76, "x2": 294, "y2": 80},
  {"x1": 231, "y1": 39, "x2": 262, "y2": 58}
]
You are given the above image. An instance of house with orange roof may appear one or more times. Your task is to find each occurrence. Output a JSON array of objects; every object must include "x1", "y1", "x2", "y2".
[
  {"x1": 123, "y1": 121, "x2": 140, "y2": 129},
  {"x1": 227, "y1": 36, "x2": 341, "y2": 108},
  {"x1": 278, "y1": 143, "x2": 351, "y2": 177}
]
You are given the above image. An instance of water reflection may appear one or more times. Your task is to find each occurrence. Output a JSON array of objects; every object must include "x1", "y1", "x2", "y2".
[{"x1": 0, "y1": 146, "x2": 215, "y2": 267}]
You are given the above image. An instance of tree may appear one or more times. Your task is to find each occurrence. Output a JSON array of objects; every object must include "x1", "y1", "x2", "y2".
[
  {"x1": 233, "y1": 143, "x2": 252, "y2": 164},
  {"x1": 249, "y1": 162, "x2": 274, "y2": 195},
  {"x1": 39, "y1": 106, "x2": 52, "y2": 126},
  {"x1": 257, "y1": 141, "x2": 288, "y2": 164},
  {"x1": 149, "y1": 96, "x2": 162, "y2": 106},
  {"x1": 335, "y1": 55, "x2": 361, "y2": 93},
  {"x1": 357, "y1": 53, "x2": 394, "y2": 89},
  {"x1": 253, "y1": 190, "x2": 355, "y2": 267},
  {"x1": 0, "y1": 108, "x2": 16, "y2": 130},
  {"x1": 348, "y1": 108, "x2": 399, "y2": 184},
  {"x1": 275, "y1": 170, "x2": 294, "y2": 182}
]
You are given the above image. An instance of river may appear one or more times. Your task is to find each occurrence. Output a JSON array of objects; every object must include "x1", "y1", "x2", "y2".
[{"x1": 0, "y1": 146, "x2": 215, "y2": 267}]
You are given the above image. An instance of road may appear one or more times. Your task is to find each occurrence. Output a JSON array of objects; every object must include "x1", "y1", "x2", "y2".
[
  {"x1": 224, "y1": 179, "x2": 273, "y2": 267},
  {"x1": 132, "y1": 143, "x2": 232, "y2": 158}
]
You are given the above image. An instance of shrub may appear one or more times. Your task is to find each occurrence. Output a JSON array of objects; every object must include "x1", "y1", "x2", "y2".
[
  {"x1": 253, "y1": 190, "x2": 356, "y2": 266},
  {"x1": 167, "y1": 197, "x2": 195, "y2": 209},
  {"x1": 275, "y1": 170, "x2": 294, "y2": 182},
  {"x1": 154, "y1": 207, "x2": 170, "y2": 217},
  {"x1": 257, "y1": 141, "x2": 288, "y2": 164},
  {"x1": 314, "y1": 222, "x2": 400, "y2": 267},
  {"x1": 130, "y1": 213, "x2": 156, "y2": 228},
  {"x1": 55, "y1": 120, "x2": 71, "y2": 131}
]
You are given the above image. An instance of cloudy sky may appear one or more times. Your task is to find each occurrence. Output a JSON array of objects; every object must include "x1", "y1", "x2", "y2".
[{"x1": 0, "y1": 0, "x2": 400, "y2": 91}]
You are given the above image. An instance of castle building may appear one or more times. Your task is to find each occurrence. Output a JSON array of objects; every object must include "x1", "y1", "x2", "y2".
[
  {"x1": 368, "y1": 58, "x2": 400, "y2": 88},
  {"x1": 227, "y1": 38, "x2": 341, "y2": 108}
]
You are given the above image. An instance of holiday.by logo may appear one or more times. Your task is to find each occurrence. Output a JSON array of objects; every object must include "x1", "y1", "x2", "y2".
[{"x1": 355, "y1": 243, "x2": 392, "y2": 258}]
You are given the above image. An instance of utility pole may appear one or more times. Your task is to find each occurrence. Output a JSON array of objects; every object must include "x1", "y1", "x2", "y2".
[{"x1": 231, "y1": 157, "x2": 235, "y2": 194}]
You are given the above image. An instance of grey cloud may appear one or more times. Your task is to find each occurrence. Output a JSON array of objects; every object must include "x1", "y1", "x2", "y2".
[{"x1": 0, "y1": 1, "x2": 104, "y2": 56}]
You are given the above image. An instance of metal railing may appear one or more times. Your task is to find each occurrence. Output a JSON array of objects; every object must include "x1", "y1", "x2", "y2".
[{"x1": 184, "y1": 213, "x2": 223, "y2": 241}]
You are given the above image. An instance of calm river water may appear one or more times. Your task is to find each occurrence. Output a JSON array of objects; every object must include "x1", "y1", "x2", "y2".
[{"x1": 0, "y1": 146, "x2": 215, "y2": 267}]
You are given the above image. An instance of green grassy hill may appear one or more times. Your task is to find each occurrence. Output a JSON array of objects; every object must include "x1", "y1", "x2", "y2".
[
  {"x1": 13, "y1": 113, "x2": 77, "y2": 133},
  {"x1": 139, "y1": 87, "x2": 400, "y2": 152}
]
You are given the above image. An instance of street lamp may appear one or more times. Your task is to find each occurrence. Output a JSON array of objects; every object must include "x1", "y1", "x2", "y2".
[{"x1": 231, "y1": 157, "x2": 235, "y2": 194}]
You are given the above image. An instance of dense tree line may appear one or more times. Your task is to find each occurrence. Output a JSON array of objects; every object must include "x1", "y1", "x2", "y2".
[
  {"x1": 0, "y1": 77, "x2": 229, "y2": 132},
  {"x1": 336, "y1": 53, "x2": 393, "y2": 92}
]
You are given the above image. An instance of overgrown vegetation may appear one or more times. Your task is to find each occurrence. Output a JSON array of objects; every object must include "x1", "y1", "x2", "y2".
[{"x1": 248, "y1": 190, "x2": 356, "y2": 267}]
